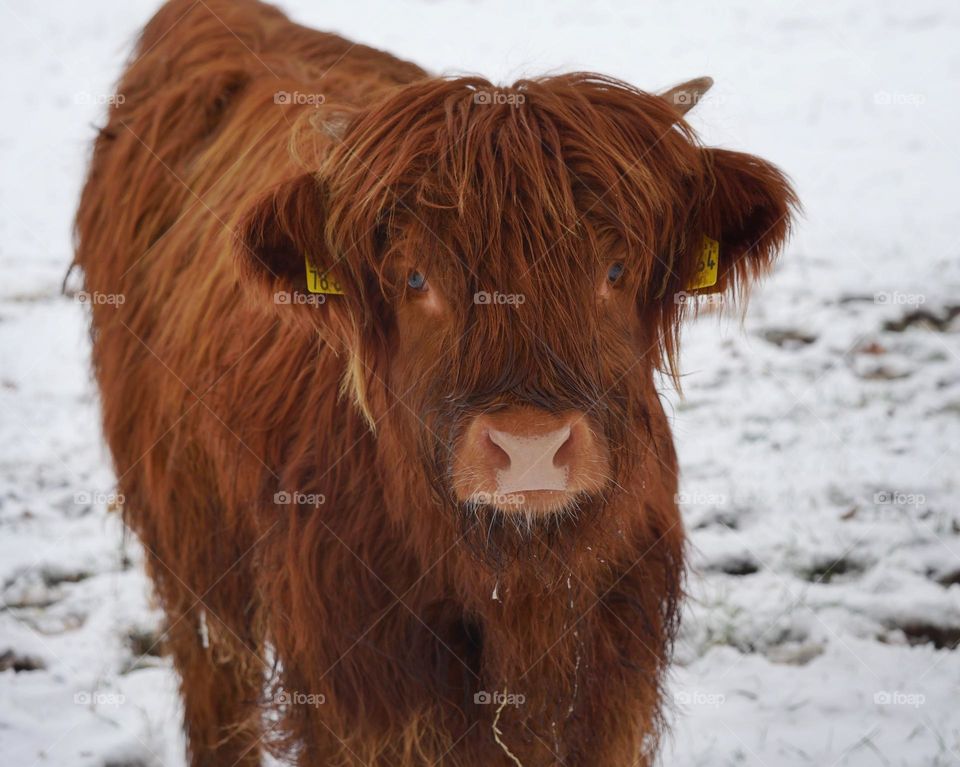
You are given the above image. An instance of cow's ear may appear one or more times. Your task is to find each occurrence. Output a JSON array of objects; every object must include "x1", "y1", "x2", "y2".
[
  {"x1": 659, "y1": 76, "x2": 714, "y2": 116},
  {"x1": 686, "y1": 148, "x2": 798, "y2": 300},
  {"x1": 235, "y1": 173, "x2": 353, "y2": 335},
  {"x1": 236, "y1": 172, "x2": 386, "y2": 429}
]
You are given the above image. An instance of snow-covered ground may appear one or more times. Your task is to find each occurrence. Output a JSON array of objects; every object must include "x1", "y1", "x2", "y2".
[{"x1": 2, "y1": 0, "x2": 959, "y2": 764}]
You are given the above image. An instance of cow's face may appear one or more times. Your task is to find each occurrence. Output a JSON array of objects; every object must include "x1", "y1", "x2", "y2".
[{"x1": 238, "y1": 75, "x2": 796, "y2": 546}]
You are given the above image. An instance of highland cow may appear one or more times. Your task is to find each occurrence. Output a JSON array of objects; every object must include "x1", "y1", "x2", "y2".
[{"x1": 73, "y1": 1, "x2": 796, "y2": 764}]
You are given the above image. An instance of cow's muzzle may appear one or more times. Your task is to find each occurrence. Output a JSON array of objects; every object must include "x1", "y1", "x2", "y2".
[{"x1": 451, "y1": 406, "x2": 610, "y2": 514}]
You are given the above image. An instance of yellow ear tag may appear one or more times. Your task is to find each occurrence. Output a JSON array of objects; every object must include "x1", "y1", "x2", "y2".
[
  {"x1": 687, "y1": 234, "x2": 720, "y2": 290},
  {"x1": 305, "y1": 257, "x2": 345, "y2": 295}
]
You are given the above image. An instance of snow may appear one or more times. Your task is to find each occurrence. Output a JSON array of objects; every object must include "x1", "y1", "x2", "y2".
[{"x1": 2, "y1": 0, "x2": 959, "y2": 764}]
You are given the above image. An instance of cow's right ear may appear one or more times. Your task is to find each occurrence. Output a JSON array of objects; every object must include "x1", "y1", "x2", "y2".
[{"x1": 235, "y1": 173, "x2": 352, "y2": 335}]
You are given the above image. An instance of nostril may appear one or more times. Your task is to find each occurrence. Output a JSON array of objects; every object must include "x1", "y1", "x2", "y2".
[
  {"x1": 483, "y1": 429, "x2": 512, "y2": 470},
  {"x1": 551, "y1": 424, "x2": 577, "y2": 468}
]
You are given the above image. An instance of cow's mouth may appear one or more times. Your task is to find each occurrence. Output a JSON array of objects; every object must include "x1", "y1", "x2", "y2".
[
  {"x1": 452, "y1": 488, "x2": 606, "y2": 566},
  {"x1": 459, "y1": 488, "x2": 594, "y2": 516}
]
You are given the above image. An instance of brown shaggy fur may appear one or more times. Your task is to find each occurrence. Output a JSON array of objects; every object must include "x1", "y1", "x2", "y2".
[{"x1": 73, "y1": 1, "x2": 797, "y2": 765}]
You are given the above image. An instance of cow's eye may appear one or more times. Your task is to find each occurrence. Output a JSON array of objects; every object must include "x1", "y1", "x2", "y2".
[
  {"x1": 407, "y1": 270, "x2": 427, "y2": 291},
  {"x1": 606, "y1": 262, "x2": 625, "y2": 284}
]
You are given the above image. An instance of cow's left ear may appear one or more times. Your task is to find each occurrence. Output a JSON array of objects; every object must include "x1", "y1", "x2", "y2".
[
  {"x1": 234, "y1": 172, "x2": 387, "y2": 430},
  {"x1": 234, "y1": 172, "x2": 357, "y2": 338},
  {"x1": 689, "y1": 148, "x2": 799, "y2": 298}
]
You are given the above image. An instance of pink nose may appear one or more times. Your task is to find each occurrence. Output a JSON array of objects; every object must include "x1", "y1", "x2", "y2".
[
  {"x1": 452, "y1": 407, "x2": 609, "y2": 512},
  {"x1": 486, "y1": 423, "x2": 573, "y2": 493}
]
